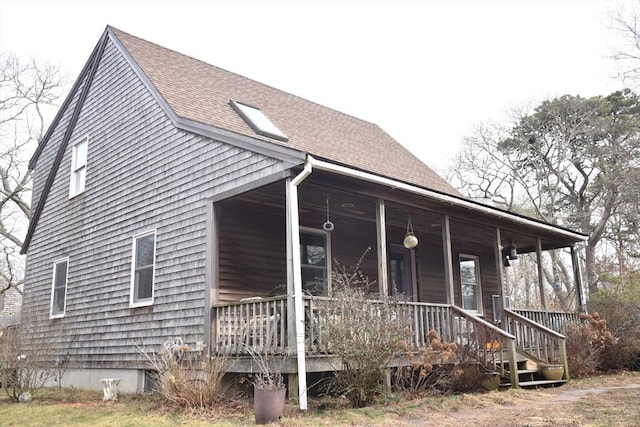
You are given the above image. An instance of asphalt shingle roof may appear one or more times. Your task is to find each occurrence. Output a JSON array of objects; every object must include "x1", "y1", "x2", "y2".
[{"x1": 111, "y1": 27, "x2": 461, "y2": 196}]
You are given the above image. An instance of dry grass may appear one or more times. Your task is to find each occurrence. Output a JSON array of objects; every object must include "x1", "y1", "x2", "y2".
[{"x1": 1, "y1": 372, "x2": 639, "y2": 426}]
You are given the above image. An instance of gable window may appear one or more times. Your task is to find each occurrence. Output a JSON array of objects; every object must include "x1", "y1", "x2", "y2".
[
  {"x1": 460, "y1": 254, "x2": 482, "y2": 313},
  {"x1": 50, "y1": 257, "x2": 69, "y2": 318},
  {"x1": 300, "y1": 228, "x2": 330, "y2": 296},
  {"x1": 70, "y1": 136, "x2": 88, "y2": 197},
  {"x1": 130, "y1": 230, "x2": 156, "y2": 307}
]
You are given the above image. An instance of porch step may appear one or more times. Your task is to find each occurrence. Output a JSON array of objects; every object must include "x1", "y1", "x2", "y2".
[{"x1": 508, "y1": 379, "x2": 567, "y2": 388}]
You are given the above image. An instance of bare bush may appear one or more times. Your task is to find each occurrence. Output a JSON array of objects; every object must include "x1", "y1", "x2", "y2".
[
  {"x1": 565, "y1": 312, "x2": 619, "y2": 378},
  {"x1": 589, "y1": 289, "x2": 640, "y2": 371},
  {"x1": 393, "y1": 330, "x2": 458, "y2": 396},
  {"x1": 139, "y1": 340, "x2": 230, "y2": 410},
  {"x1": 0, "y1": 311, "x2": 67, "y2": 402},
  {"x1": 319, "y1": 256, "x2": 410, "y2": 408}
]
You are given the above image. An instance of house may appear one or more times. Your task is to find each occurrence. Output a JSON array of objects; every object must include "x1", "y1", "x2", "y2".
[
  {"x1": 0, "y1": 285, "x2": 22, "y2": 328},
  {"x1": 21, "y1": 26, "x2": 588, "y2": 408}
]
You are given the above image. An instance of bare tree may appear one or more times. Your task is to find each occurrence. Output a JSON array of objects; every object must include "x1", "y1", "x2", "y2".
[
  {"x1": 449, "y1": 91, "x2": 640, "y2": 297},
  {"x1": 610, "y1": 2, "x2": 640, "y2": 88},
  {"x1": 0, "y1": 53, "x2": 65, "y2": 299}
]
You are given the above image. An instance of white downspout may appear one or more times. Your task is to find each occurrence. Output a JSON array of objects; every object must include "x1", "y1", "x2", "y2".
[{"x1": 288, "y1": 159, "x2": 312, "y2": 410}]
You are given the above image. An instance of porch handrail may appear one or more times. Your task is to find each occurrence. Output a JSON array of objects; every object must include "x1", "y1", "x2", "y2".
[
  {"x1": 503, "y1": 308, "x2": 569, "y2": 381},
  {"x1": 451, "y1": 306, "x2": 519, "y2": 387},
  {"x1": 510, "y1": 309, "x2": 581, "y2": 334}
]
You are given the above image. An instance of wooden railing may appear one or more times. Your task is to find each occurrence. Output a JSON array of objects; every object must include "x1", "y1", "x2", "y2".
[
  {"x1": 510, "y1": 309, "x2": 581, "y2": 334},
  {"x1": 451, "y1": 306, "x2": 519, "y2": 386},
  {"x1": 504, "y1": 309, "x2": 568, "y2": 380},
  {"x1": 212, "y1": 296, "x2": 288, "y2": 355}
]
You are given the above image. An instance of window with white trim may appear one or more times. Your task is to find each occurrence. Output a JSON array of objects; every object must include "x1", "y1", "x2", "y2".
[
  {"x1": 70, "y1": 136, "x2": 88, "y2": 197},
  {"x1": 130, "y1": 231, "x2": 156, "y2": 307},
  {"x1": 460, "y1": 254, "x2": 482, "y2": 313},
  {"x1": 50, "y1": 257, "x2": 69, "y2": 318},
  {"x1": 300, "y1": 228, "x2": 330, "y2": 296}
]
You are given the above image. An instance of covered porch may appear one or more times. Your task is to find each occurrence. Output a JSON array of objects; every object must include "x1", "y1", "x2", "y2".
[{"x1": 204, "y1": 156, "x2": 587, "y2": 408}]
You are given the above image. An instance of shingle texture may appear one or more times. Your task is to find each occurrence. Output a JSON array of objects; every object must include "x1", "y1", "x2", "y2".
[{"x1": 111, "y1": 28, "x2": 461, "y2": 196}]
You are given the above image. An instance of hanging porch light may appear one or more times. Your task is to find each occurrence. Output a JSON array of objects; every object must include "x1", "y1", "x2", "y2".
[{"x1": 403, "y1": 216, "x2": 418, "y2": 249}]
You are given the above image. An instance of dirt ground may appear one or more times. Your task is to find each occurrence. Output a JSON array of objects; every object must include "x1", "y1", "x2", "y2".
[{"x1": 376, "y1": 372, "x2": 640, "y2": 427}]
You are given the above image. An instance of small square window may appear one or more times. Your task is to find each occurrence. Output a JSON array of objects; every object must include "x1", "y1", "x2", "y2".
[
  {"x1": 70, "y1": 136, "x2": 88, "y2": 197},
  {"x1": 229, "y1": 100, "x2": 288, "y2": 142},
  {"x1": 130, "y1": 231, "x2": 156, "y2": 307},
  {"x1": 50, "y1": 258, "x2": 69, "y2": 318}
]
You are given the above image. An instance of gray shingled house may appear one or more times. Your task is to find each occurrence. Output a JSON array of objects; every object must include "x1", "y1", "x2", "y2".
[{"x1": 21, "y1": 27, "x2": 587, "y2": 407}]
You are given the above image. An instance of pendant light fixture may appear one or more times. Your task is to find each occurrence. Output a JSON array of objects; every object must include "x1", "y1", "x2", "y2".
[
  {"x1": 322, "y1": 196, "x2": 334, "y2": 232},
  {"x1": 403, "y1": 216, "x2": 418, "y2": 249}
]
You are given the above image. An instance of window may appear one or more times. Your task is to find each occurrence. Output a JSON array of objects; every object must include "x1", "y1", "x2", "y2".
[
  {"x1": 50, "y1": 258, "x2": 69, "y2": 318},
  {"x1": 460, "y1": 255, "x2": 482, "y2": 313},
  {"x1": 130, "y1": 231, "x2": 156, "y2": 307},
  {"x1": 70, "y1": 136, "x2": 88, "y2": 197},
  {"x1": 300, "y1": 229, "x2": 330, "y2": 296},
  {"x1": 229, "y1": 100, "x2": 288, "y2": 142}
]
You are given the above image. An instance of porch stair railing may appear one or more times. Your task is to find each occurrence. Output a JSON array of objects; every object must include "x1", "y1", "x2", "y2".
[{"x1": 503, "y1": 308, "x2": 569, "y2": 383}]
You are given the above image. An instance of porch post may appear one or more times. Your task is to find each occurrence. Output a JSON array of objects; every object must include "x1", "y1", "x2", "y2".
[
  {"x1": 536, "y1": 238, "x2": 547, "y2": 311},
  {"x1": 442, "y1": 215, "x2": 455, "y2": 305},
  {"x1": 571, "y1": 245, "x2": 586, "y2": 312},
  {"x1": 204, "y1": 201, "x2": 219, "y2": 354},
  {"x1": 376, "y1": 199, "x2": 389, "y2": 296},
  {"x1": 494, "y1": 227, "x2": 506, "y2": 323},
  {"x1": 286, "y1": 170, "x2": 310, "y2": 410}
]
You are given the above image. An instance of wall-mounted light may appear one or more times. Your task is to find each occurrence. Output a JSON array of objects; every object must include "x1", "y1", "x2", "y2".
[
  {"x1": 508, "y1": 241, "x2": 518, "y2": 260},
  {"x1": 503, "y1": 257, "x2": 511, "y2": 267}
]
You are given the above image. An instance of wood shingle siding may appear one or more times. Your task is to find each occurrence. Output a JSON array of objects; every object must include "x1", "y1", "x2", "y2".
[{"x1": 23, "y1": 38, "x2": 291, "y2": 368}]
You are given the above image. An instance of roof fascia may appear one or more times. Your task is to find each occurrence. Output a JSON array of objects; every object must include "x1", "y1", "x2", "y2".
[
  {"x1": 307, "y1": 156, "x2": 589, "y2": 242},
  {"x1": 108, "y1": 28, "x2": 306, "y2": 167},
  {"x1": 29, "y1": 28, "x2": 110, "y2": 170},
  {"x1": 175, "y1": 117, "x2": 305, "y2": 166},
  {"x1": 22, "y1": 30, "x2": 110, "y2": 254}
]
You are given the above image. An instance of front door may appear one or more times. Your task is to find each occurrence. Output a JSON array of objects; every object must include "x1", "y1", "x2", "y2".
[{"x1": 389, "y1": 244, "x2": 416, "y2": 299}]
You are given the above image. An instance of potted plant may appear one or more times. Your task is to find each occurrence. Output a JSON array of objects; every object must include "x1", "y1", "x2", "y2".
[
  {"x1": 538, "y1": 361, "x2": 565, "y2": 381},
  {"x1": 246, "y1": 348, "x2": 287, "y2": 424}
]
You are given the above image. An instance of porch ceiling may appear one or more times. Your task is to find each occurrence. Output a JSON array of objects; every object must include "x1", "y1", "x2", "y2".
[{"x1": 228, "y1": 171, "x2": 583, "y2": 254}]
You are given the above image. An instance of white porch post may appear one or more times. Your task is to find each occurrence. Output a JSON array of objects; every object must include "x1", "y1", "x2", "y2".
[
  {"x1": 376, "y1": 199, "x2": 388, "y2": 296},
  {"x1": 442, "y1": 215, "x2": 455, "y2": 305},
  {"x1": 286, "y1": 163, "x2": 312, "y2": 411}
]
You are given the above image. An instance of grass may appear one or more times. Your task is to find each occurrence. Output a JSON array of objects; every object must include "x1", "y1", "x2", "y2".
[{"x1": 1, "y1": 371, "x2": 639, "y2": 426}]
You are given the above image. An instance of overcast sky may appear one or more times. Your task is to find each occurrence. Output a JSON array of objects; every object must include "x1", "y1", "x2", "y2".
[{"x1": 0, "y1": 0, "x2": 633, "y2": 173}]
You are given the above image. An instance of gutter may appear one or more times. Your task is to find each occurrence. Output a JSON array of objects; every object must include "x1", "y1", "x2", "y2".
[
  {"x1": 306, "y1": 156, "x2": 588, "y2": 242},
  {"x1": 288, "y1": 159, "x2": 312, "y2": 410}
]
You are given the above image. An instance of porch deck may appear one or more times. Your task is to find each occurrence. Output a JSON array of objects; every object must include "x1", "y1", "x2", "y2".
[{"x1": 211, "y1": 296, "x2": 577, "y2": 388}]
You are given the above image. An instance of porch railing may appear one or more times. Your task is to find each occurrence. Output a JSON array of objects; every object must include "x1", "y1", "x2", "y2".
[
  {"x1": 212, "y1": 296, "x2": 288, "y2": 355},
  {"x1": 510, "y1": 309, "x2": 581, "y2": 334},
  {"x1": 503, "y1": 308, "x2": 568, "y2": 380},
  {"x1": 451, "y1": 306, "x2": 519, "y2": 386}
]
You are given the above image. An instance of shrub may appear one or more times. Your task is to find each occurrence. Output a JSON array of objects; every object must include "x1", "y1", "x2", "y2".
[
  {"x1": 565, "y1": 312, "x2": 618, "y2": 377},
  {"x1": 319, "y1": 254, "x2": 410, "y2": 408},
  {"x1": 589, "y1": 289, "x2": 640, "y2": 371},
  {"x1": 139, "y1": 340, "x2": 230, "y2": 410},
  {"x1": 393, "y1": 330, "x2": 458, "y2": 396},
  {"x1": 0, "y1": 311, "x2": 68, "y2": 402}
]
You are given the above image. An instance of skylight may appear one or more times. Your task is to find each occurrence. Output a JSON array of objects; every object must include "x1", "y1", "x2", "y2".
[{"x1": 229, "y1": 100, "x2": 288, "y2": 142}]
